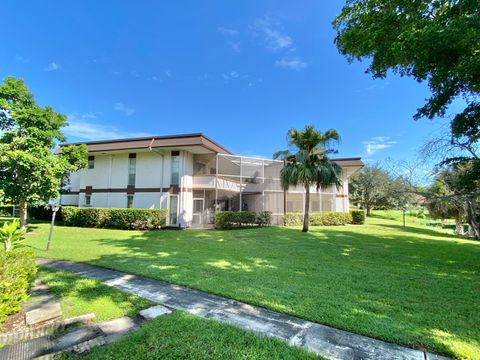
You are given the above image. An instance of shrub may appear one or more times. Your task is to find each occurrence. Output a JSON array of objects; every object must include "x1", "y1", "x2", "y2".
[
  {"x1": 0, "y1": 219, "x2": 26, "y2": 251},
  {"x1": 29, "y1": 205, "x2": 63, "y2": 221},
  {"x1": 350, "y1": 210, "x2": 366, "y2": 225},
  {"x1": 310, "y1": 212, "x2": 352, "y2": 226},
  {"x1": 284, "y1": 212, "x2": 303, "y2": 226},
  {"x1": 0, "y1": 205, "x2": 14, "y2": 217},
  {"x1": 214, "y1": 211, "x2": 258, "y2": 229},
  {"x1": 256, "y1": 211, "x2": 272, "y2": 226},
  {"x1": 0, "y1": 251, "x2": 37, "y2": 324},
  {"x1": 108, "y1": 208, "x2": 166, "y2": 230},
  {"x1": 61, "y1": 206, "x2": 167, "y2": 230},
  {"x1": 284, "y1": 211, "x2": 365, "y2": 226},
  {"x1": 409, "y1": 208, "x2": 426, "y2": 219}
]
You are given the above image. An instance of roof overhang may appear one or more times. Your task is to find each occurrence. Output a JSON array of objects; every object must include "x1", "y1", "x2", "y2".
[
  {"x1": 59, "y1": 133, "x2": 232, "y2": 155},
  {"x1": 333, "y1": 157, "x2": 364, "y2": 176}
]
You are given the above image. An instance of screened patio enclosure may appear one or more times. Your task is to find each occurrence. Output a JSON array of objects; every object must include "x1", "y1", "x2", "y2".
[{"x1": 191, "y1": 154, "x2": 344, "y2": 226}]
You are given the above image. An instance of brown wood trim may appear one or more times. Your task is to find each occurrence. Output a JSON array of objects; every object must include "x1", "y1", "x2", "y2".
[
  {"x1": 60, "y1": 133, "x2": 232, "y2": 155},
  {"x1": 79, "y1": 187, "x2": 193, "y2": 194},
  {"x1": 61, "y1": 191, "x2": 80, "y2": 195}
]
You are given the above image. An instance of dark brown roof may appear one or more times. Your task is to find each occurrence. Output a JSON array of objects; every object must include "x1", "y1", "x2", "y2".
[
  {"x1": 60, "y1": 133, "x2": 232, "y2": 154},
  {"x1": 332, "y1": 157, "x2": 364, "y2": 167}
]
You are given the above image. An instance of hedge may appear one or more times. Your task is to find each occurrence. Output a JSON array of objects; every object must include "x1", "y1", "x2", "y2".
[
  {"x1": 29, "y1": 205, "x2": 63, "y2": 221},
  {"x1": 310, "y1": 212, "x2": 352, "y2": 226},
  {"x1": 0, "y1": 251, "x2": 37, "y2": 324},
  {"x1": 284, "y1": 210, "x2": 365, "y2": 226},
  {"x1": 0, "y1": 205, "x2": 15, "y2": 217},
  {"x1": 350, "y1": 210, "x2": 366, "y2": 224},
  {"x1": 284, "y1": 212, "x2": 303, "y2": 226},
  {"x1": 214, "y1": 211, "x2": 272, "y2": 230},
  {"x1": 62, "y1": 207, "x2": 167, "y2": 230}
]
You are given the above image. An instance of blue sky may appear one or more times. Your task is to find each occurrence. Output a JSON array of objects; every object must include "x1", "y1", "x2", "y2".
[{"x1": 1, "y1": 0, "x2": 454, "y2": 163}]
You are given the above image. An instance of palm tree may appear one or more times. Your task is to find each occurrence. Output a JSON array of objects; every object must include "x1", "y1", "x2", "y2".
[{"x1": 274, "y1": 125, "x2": 342, "y2": 232}]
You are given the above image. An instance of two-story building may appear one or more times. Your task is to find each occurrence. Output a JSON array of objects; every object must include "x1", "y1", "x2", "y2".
[{"x1": 60, "y1": 133, "x2": 363, "y2": 227}]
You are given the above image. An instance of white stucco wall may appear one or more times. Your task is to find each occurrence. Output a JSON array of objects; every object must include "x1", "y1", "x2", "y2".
[
  {"x1": 60, "y1": 194, "x2": 79, "y2": 206},
  {"x1": 134, "y1": 192, "x2": 161, "y2": 209},
  {"x1": 136, "y1": 152, "x2": 163, "y2": 188}
]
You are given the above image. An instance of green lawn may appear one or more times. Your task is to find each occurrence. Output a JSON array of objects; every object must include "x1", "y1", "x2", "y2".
[
  {"x1": 22, "y1": 213, "x2": 480, "y2": 359},
  {"x1": 64, "y1": 311, "x2": 318, "y2": 360},
  {"x1": 37, "y1": 268, "x2": 153, "y2": 322}
]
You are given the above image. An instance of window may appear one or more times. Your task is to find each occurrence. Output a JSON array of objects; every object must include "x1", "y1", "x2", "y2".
[
  {"x1": 87, "y1": 156, "x2": 95, "y2": 169},
  {"x1": 128, "y1": 153, "x2": 136, "y2": 185},
  {"x1": 127, "y1": 194, "x2": 134, "y2": 208},
  {"x1": 171, "y1": 151, "x2": 180, "y2": 185},
  {"x1": 85, "y1": 195, "x2": 91, "y2": 206},
  {"x1": 169, "y1": 195, "x2": 178, "y2": 225}
]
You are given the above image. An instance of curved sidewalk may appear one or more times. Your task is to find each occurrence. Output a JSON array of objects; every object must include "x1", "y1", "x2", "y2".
[{"x1": 37, "y1": 258, "x2": 449, "y2": 360}]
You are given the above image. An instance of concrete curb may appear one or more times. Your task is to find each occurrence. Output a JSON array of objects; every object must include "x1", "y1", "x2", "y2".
[{"x1": 0, "y1": 314, "x2": 95, "y2": 345}]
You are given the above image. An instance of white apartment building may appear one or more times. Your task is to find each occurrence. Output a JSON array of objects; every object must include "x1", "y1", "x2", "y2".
[{"x1": 60, "y1": 133, "x2": 363, "y2": 227}]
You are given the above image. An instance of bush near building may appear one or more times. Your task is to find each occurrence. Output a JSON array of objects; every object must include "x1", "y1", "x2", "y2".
[
  {"x1": 214, "y1": 211, "x2": 272, "y2": 229},
  {"x1": 284, "y1": 210, "x2": 365, "y2": 226},
  {"x1": 61, "y1": 207, "x2": 167, "y2": 230},
  {"x1": 350, "y1": 210, "x2": 366, "y2": 224},
  {"x1": 0, "y1": 251, "x2": 37, "y2": 325}
]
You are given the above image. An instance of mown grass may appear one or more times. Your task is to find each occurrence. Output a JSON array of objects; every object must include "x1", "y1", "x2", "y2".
[
  {"x1": 64, "y1": 311, "x2": 318, "y2": 360},
  {"x1": 22, "y1": 212, "x2": 480, "y2": 359},
  {"x1": 37, "y1": 268, "x2": 153, "y2": 322}
]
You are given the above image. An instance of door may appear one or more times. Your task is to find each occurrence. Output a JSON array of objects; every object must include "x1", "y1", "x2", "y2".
[
  {"x1": 192, "y1": 198, "x2": 204, "y2": 226},
  {"x1": 169, "y1": 195, "x2": 178, "y2": 225}
]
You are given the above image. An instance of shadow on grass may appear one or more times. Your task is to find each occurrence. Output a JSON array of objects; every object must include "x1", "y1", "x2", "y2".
[
  {"x1": 38, "y1": 267, "x2": 151, "y2": 321},
  {"x1": 31, "y1": 223, "x2": 480, "y2": 358}
]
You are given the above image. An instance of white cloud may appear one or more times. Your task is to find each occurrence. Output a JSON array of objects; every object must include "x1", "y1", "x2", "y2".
[
  {"x1": 275, "y1": 57, "x2": 308, "y2": 71},
  {"x1": 218, "y1": 26, "x2": 239, "y2": 36},
  {"x1": 220, "y1": 71, "x2": 246, "y2": 81},
  {"x1": 218, "y1": 26, "x2": 241, "y2": 52},
  {"x1": 43, "y1": 62, "x2": 60, "y2": 72},
  {"x1": 371, "y1": 136, "x2": 389, "y2": 142},
  {"x1": 164, "y1": 70, "x2": 172, "y2": 78},
  {"x1": 228, "y1": 41, "x2": 240, "y2": 52},
  {"x1": 64, "y1": 113, "x2": 150, "y2": 141},
  {"x1": 363, "y1": 136, "x2": 399, "y2": 156},
  {"x1": 251, "y1": 17, "x2": 293, "y2": 52},
  {"x1": 16, "y1": 55, "x2": 29, "y2": 64},
  {"x1": 114, "y1": 102, "x2": 135, "y2": 116}
]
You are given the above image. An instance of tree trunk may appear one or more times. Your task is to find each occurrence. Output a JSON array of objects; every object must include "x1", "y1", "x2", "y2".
[
  {"x1": 454, "y1": 215, "x2": 464, "y2": 235},
  {"x1": 303, "y1": 186, "x2": 310, "y2": 233},
  {"x1": 19, "y1": 200, "x2": 28, "y2": 231},
  {"x1": 464, "y1": 197, "x2": 480, "y2": 240},
  {"x1": 366, "y1": 205, "x2": 372, "y2": 217}
]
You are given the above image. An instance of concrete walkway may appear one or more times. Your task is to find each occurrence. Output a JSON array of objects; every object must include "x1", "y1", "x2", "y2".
[{"x1": 37, "y1": 258, "x2": 448, "y2": 360}]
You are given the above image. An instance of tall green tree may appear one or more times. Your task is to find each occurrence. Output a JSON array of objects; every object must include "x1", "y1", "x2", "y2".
[
  {"x1": 0, "y1": 76, "x2": 87, "y2": 229},
  {"x1": 333, "y1": 0, "x2": 480, "y2": 235},
  {"x1": 274, "y1": 125, "x2": 342, "y2": 232},
  {"x1": 333, "y1": 0, "x2": 479, "y2": 142},
  {"x1": 349, "y1": 164, "x2": 391, "y2": 216}
]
